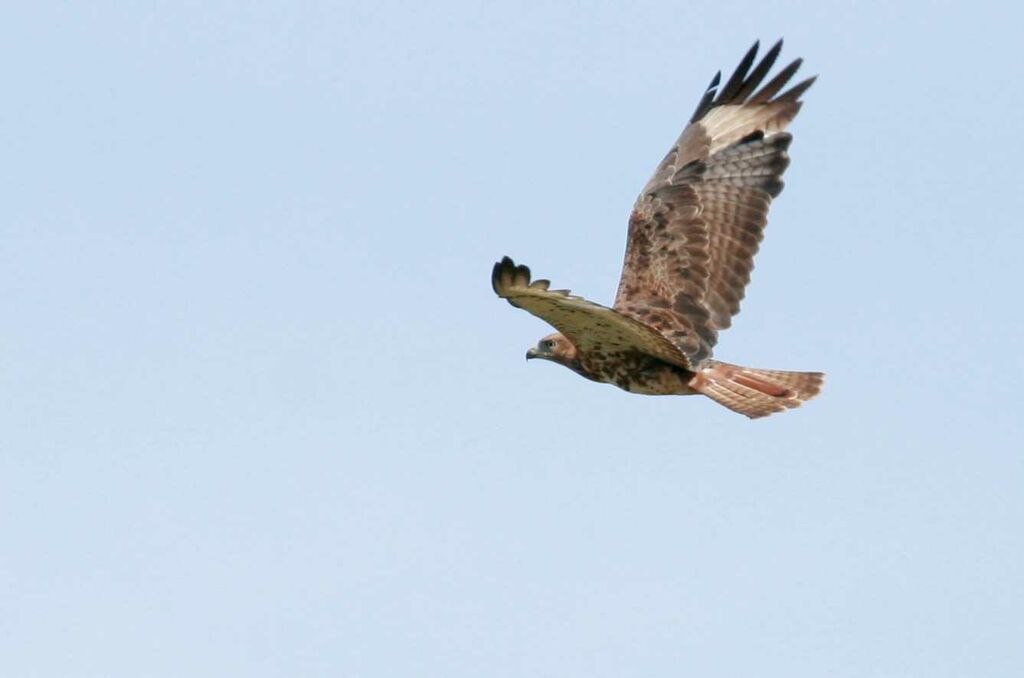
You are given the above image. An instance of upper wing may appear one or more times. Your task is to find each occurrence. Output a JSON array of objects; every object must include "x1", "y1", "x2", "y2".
[
  {"x1": 615, "y1": 39, "x2": 814, "y2": 339},
  {"x1": 614, "y1": 184, "x2": 717, "y2": 365},
  {"x1": 492, "y1": 256, "x2": 694, "y2": 370}
]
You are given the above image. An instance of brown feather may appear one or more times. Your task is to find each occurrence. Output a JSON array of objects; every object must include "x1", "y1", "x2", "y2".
[
  {"x1": 616, "y1": 41, "x2": 814, "y2": 343},
  {"x1": 614, "y1": 185, "x2": 716, "y2": 364},
  {"x1": 490, "y1": 42, "x2": 823, "y2": 418},
  {"x1": 691, "y1": 361, "x2": 824, "y2": 418},
  {"x1": 492, "y1": 257, "x2": 695, "y2": 373}
]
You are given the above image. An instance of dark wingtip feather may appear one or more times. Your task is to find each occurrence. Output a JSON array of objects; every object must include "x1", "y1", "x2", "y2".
[
  {"x1": 733, "y1": 39, "x2": 783, "y2": 101},
  {"x1": 690, "y1": 70, "x2": 723, "y2": 122},
  {"x1": 777, "y1": 75, "x2": 817, "y2": 102},
  {"x1": 714, "y1": 40, "x2": 760, "y2": 105},
  {"x1": 692, "y1": 40, "x2": 813, "y2": 122},
  {"x1": 492, "y1": 258, "x2": 506, "y2": 294},
  {"x1": 492, "y1": 256, "x2": 517, "y2": 295},
  {"x1": 516, "y1": 264, "x2": 530, "y2": 286},
  {"x1": 749, "y1": 58, "x2": 802, "y2": 103}
]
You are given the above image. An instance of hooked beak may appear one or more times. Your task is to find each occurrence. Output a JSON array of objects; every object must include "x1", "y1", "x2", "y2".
[{"x1": 526, "y1": 347, "x2": 538, "y2": 361}]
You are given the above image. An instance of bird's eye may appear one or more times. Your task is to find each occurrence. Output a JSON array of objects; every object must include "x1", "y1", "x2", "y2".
[{"x1": 542, "y1": 340, "x2": 554, "y2": 350}]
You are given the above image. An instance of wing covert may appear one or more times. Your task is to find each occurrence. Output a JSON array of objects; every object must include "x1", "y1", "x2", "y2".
[
  {"x1": 616, "y1": 39, "x2": 814, "y2": 337},
  {"x1": 613, "y1": 184, "x2": 717, "y2": 365}
]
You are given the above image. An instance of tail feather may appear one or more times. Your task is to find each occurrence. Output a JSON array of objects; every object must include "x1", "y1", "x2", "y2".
[{"x1": 691, "y1": 360, "x2": 824, "y2": 419}]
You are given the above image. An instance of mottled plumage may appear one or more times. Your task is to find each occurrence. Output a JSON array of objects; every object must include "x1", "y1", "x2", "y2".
[{"x1": 492, "y1": 40, "x2": 824, "y2": 418}]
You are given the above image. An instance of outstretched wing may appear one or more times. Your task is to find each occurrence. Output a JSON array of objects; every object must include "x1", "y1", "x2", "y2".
[
  {"x1": 492, "y1": 257, "x2": 693, "y2": 370},
  {"x1": 614, "y1": 184, "x2": 717, "y2": 365},
  {"x1": 615, "y1": 39, "x2": 814, "y2": 342}
]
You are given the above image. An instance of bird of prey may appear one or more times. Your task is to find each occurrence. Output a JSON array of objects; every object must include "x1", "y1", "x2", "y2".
[{"x1": 492, "y1": 40, "x2": 823, "y2": 418}]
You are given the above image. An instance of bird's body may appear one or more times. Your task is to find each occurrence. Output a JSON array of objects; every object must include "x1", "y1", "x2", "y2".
[
  {"x1": 493, "y1": 40, "x2": 824, "y2": 418},
  {"x1": 608, "y1": 362, "x2": 697, "y2": 397},
  {"x1": 565, "y1": 347, "x2": 696, "y2": 396}
]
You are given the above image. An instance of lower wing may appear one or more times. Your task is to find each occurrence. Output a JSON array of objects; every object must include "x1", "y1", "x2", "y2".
[{"x1": 492, "y1": 256, "x2": 694, "y2": 371}]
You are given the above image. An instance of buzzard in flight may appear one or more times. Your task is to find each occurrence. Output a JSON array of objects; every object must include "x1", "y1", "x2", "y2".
[{"x1": 492, "y1": 40, "x2": 823, "y2": 418}]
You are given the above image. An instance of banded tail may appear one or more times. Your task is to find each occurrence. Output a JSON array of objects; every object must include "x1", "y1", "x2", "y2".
[{"x1": 692, "y1": 360, "x2": 824, "y2": 419}]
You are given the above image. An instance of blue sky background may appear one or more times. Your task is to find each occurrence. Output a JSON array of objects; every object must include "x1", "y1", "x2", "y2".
[{"x1": 3, "y1": 2, "x2": 1023, "y2": 676}]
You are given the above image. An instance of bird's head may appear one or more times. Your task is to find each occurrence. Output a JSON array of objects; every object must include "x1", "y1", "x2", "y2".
[{"x1": 526, "y1": 333, "x2": 577, "y2": 367}]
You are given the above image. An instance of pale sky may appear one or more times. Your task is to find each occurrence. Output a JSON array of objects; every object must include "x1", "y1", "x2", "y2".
[{"x1": 3, "y1": 2, "x2": 1023, "y2": 677}]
